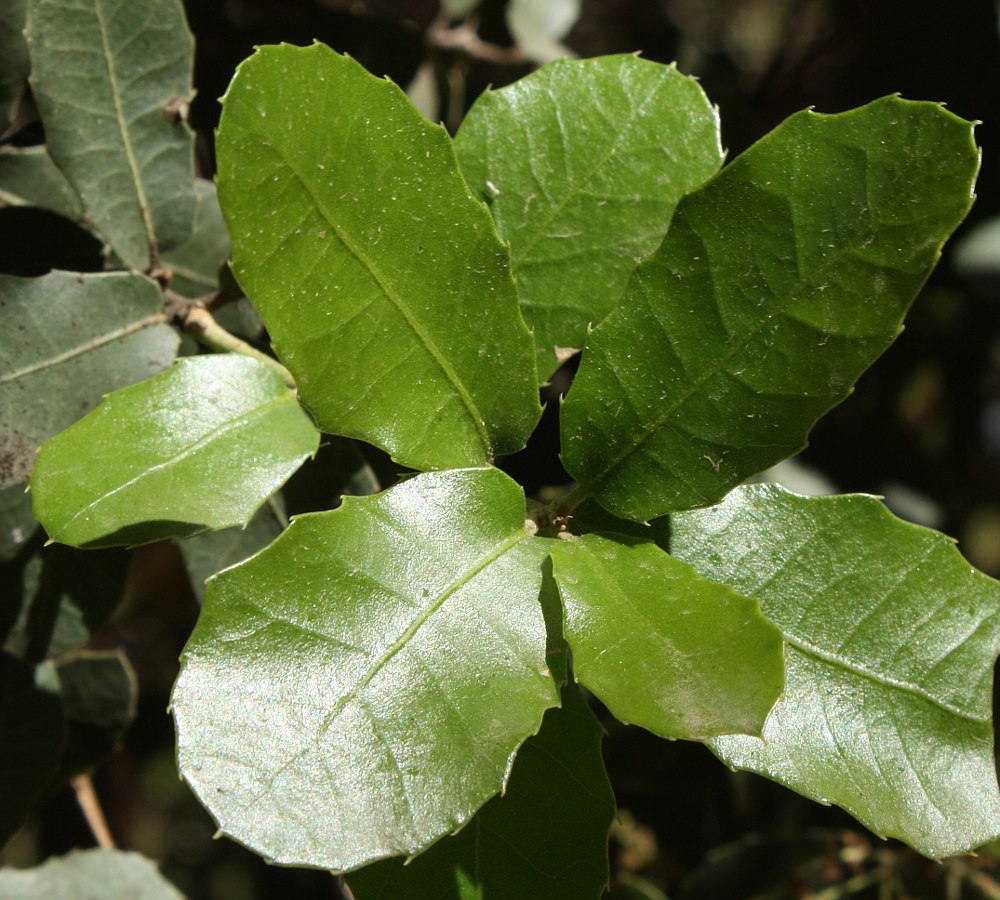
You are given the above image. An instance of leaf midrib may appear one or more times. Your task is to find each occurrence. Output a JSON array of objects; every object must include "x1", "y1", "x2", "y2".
[
  {"x1": 94, "y1": 0, "x2": 158, "y2": 261},
  {"x1": 253, "y1": 132, "x2": 494, "y2": 461},
  {"x1": 0, "y1": 313, "x2": 166, "y2": 385}
]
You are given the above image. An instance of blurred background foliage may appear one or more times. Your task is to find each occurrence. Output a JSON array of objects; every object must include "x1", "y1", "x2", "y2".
[{"x1": 4, "y1": 0, "x2": 1000, "y2": 897}]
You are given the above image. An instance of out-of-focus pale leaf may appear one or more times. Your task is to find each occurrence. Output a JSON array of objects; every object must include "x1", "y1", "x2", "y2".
[
  {"x1": 349, "y1": 684, "x2": 613, "y2": 900},
  {"x1": 506, "y1": 0, "x2": 580, "y2": 63},
  {"x1": 671, "y1": 484, "x2": 1000, "y2": 858},
  {"x1": 456, "y1": 56, "x2": 722, "y2": 380},
  {"x1": 561, "y1": 98, "x2": 979, "y2": 521},
  {"x1": 161, "y1": 178, "x2": 230, "y2": 297},
  {"x1": 26, "y1": 0, "x2": 196, "y2": 269},
  {"x1": 0, "y1": 146, "x2": 84, "y2": 219},
  {"x1": 0, "y1": 848, "x2": 183, "y2": 899},
  {"x1": 172, "y1": 467, "x2": 559, "y2": 871},
  {"x1": 0, "y1": 271, "x2": 178, "y2": 489},
  {"x1": 551, "y1": 533, "x2": 783, "y2": 739},
  {"x1": 31, "y1": 355, "x2": 318, "y2": 548},
  {"x1": 217, "y1": 44, "x2": 540, "y2": 471}
]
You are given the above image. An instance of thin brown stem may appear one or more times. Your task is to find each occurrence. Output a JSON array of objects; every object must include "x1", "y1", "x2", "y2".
[{"x1": 71, "y1": 774, "x2": 115, "y2": 849}]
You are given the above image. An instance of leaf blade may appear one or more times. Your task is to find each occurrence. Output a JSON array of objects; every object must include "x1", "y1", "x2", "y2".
[
  {"x1": 551, "y1": 533, "x2": 784, "y2": 739},
  {"x1": 561, "y1": 97, "x2": 980, "y2": 520},
  {"x1": 171, "y1": 467, "x2": 560, "y2": 872},
  {"x1": 25, "y1": 0, "x2": 196, "y2": 269},
  {"x1": 456, "y1": 55, "x2": 723, "y2": 379},
  {"x1": 670, "y1": 484, "x2": 1000, "y2": 857},
  {"x1": 30, "y1": 355, "x2": 319, "y2": 547},
  {"x1": 217, "y1": 44, "x2": 541, "y2": 471}
]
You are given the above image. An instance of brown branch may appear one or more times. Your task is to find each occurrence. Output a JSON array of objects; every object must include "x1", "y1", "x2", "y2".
[
  {"x1": 71, "y1": 775, "x2": 115, "y2": 849},
  {"x1": 427, "y1": 17, "x2": 527, "y2": 66}
]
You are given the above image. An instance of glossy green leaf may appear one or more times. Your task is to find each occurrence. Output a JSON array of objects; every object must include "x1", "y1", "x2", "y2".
[
  {"x1": 349, "y1": 683, "x2": 613, "y2": 900},
  {"x1": 0, "y1": 271, "x2": 179, "y2": 490},
  {"x1": 0, "y1": 146, "x2": 84, "y2": 220},
  {"x1": 217, "y1": 44, "x2": 541, "y2": 471},
  {"x1": 171, "y1": 467, "x2": 559, "y2": 871},
  {"x1": 0, "y1": 653, "x2": 64, "y2": 846},
  {"x1": 0, "y1": 848, "x2": 183, "y2": 899},
  {"x1": 178, "y1": 499, "x2": 285, "y2": 602},
  {"x1": 31, "y1": 354, "x2": 318, "y2": 548},
  {"x1": 670, "y1": 484, "x2": 1000, "y2": 857},
  {"x1": 25, "y1": 0, "x2": 196, "y2": 270},
  {"x1": 0, "y1": 0, "x2": 28, "y2": 128},
  {"x1": 562, "y1": 97, "x2": 979, "y2": 521},
  {"x1": 456, "y1": 55, "x2": 723, "y2": 380},
  {"x1": 161, "y1": 179, "x2": 231, "y2": 298},
  {"x1": 551, "y1": 533, "x2": 783, "y2": 739}
]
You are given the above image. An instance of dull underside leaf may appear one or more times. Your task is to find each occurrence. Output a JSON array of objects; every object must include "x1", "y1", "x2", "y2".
[
  {"x1": 0, "y1": 146, "x2": 84, "y2": 220},
  {"x1": 171, "y1": 467, "x2": 559, "y2": 872},
  {"x1": 348, "y1": 683, "x2": 614, "y2": 900},
  {"x1": 456, "y1": 54, "x2": 723, "y2": 380},
  {"x1": 26, "y1": 0, "x2": 196, "y2": 269},
  {"x1": 561, "y1": 97, "x2": 980, "y2": 521},
  {"x1": 551, "y1": 532, "x2": 784, "y2": 740},
  {"x1": 161, "y1": 178, "x2": 231, "y2": 298},
  {"x1": 0, "y1": 270, "x2": 178, "y2": 490},
  {"x1": 216, "y1": 43, "x2": 541, "y2": 471},
  {"x1": 670, "y1": 484, "x2": 1000, "y2": 858},
  {"x1": 30, "y1": 355, "x2": 318, "y2": 548}
]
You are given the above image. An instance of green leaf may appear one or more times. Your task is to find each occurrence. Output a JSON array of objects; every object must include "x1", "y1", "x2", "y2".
[
  {"x1": 171, "y1": 467, "x2": 559, "y2": 871},
  {"x1": 456, "y1": 55, "x2": 723, "y2": 380},
  {"x1": 0, "y1": 271, "x2": 179, "y2": 490},
  {"x1": 561, "y1": 97, "x2": 980, "y2": 521},
  {"x1": 0, "y1": 481, "x2": 36, "y2": 562},
  {"x1": 178, "y1": 499, "x2": 285, "y2": 602},
  {"x1": 670, "y1": 484, "x2": 1000, "y2": 858},
  {"x1": 0, "y1": 848, "x2": 183, "y2": 899},
  {"x1": 31, "y1": 354, "x2": 319, "y2": 548},
  {"x1": 0, "y1": 652, "x2": 64, "y2": 846},
  {"x1": 551, "y1": 533, "x2": 783, "y2": 739},
  {"x1": 25, "y1": 0, "x2": 196, "y2": 270},
  {"x1": 217, "y1": 43, "x2": 541, "y2": 471},
  {"x1": 0, "y1": 146, "x2": 84, "y2": 219},
  {"x1": 161, "y1": 178, "x2": 231, "y2": 298},
  {"x1": 348, "y1": 683, "x2": 613, "y2": 900},
  {"x1": 0, "y1": 0, "x2": 28, "y2": 127}
]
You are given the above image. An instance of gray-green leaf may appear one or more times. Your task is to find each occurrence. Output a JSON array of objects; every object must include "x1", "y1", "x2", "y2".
[
  {"x1": 26, "y1": 0, "x2": 196, "y2": 270},
  {"x1": 0, "y1": 270, "x2": 178, "y2": 490},
  {"x1": 216, "y1": 44, "x2": 541, "y2": 471},
  {"x1": 551, "y1": 533, "x2": 784, "y2": 739},
  {"x1": 456, "y1": 55, "x2": 723, "y2": 380},
  {"x1": 30, "y1": 354, "x2": 319, "y2": 548},
  {"x1": 171, "y1": 467, "x2": 559, "y2": 871},
  {"x1": 0, "y1": 145, "x2": 84, "y2": 220},
  {"x1": 161, "y1": 178, "x2": 231, "y2": 298},
  {"x1": 671, "y1": 484, "x2": 1000, "y2": 858},
  {"x1": 562, "y1": 97, "x2": 979, "y2": 521}
]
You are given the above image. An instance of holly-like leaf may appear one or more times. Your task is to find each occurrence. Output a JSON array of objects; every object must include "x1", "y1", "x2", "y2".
[
  {"x1": 561, "y1": 97, "x2": 980, "y2": 521},
  {"x1": 551, "y1": 533, "x2": 783, "y2": 740},
  {"x1": 0, "y1": 848, "x2": 183, "y2": 899},
  {"x1": 25, "y1": 0, "x2": 196, "y2": 270},
  {"x1": 349, "y1": 683, "x2": 614, "y2": 900},
  {"x1": 217, "y1": 44, "x2": 541, "y2": 471},
  {"x1": 670, "y1": 484, "x2": 1000, "y2": 858},
  {"x1": 0, "y1": 146, "x2": 84, "y2": 220},
  {"x1": 0, "y1": 271, "x2": 179, "y2": 490},
  {"x1": 171, "y1": 467, "x2": 559, "y2": 872},
  {"x1": 161, "y1": 178, "x2": 231, "y2": 298},
  {"x1": 456, "y1": 55, "x2": 723, "y2": 380},
  {"x1": 31, "y1": 354, "x2": 319, "y2": 548}
]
